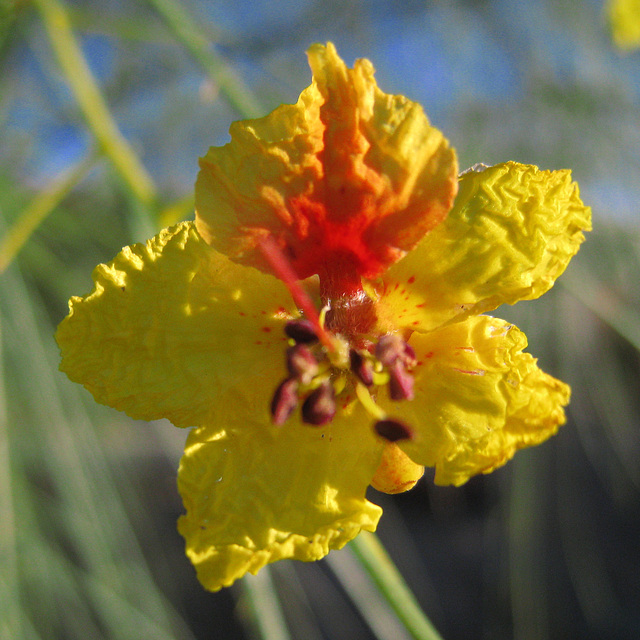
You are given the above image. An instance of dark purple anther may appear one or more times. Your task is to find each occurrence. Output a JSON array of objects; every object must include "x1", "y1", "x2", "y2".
[
  {"x1": 374, "y1": 418, "x2": 414, "y2": 442},
  {"x1": 271, "y1": 378, "x2": 299, "y2": 425},
  {"x1": 287, "y1": 344, "x2": 319, "y2": 384},
  {"x1": 350, "y1": 349, "x2": 374, "y2": 386},
  {"x1": 284, "y1": 319, "x2": 319, "y2": 344},
  {"x1": 402, "y1": 342, "x2": 417, "y2": 367},
  {"x1": 301, "y1": 381, "x2": 336, "y2": 426},
  {"x1": 388, "y1": 362, "x2": 414, "y2": 401},
  {"x1": 375, "y1": 334, "x2": 406, "y2": 367}
]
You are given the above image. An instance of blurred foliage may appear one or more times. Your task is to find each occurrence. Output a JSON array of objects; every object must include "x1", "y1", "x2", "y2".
[{"x1": 1, "y1": 0, "x2": 639, "y2": 639}]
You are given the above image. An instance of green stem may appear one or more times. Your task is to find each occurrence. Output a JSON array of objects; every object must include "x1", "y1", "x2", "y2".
[
  {"x1": 350, "y1": 531, "x2": 445, "y2": 640},
  {"x1": 240, "y1": 569, "x2": 291, "y2": 640},
  {"x1": 33, "y1": 0, "x2": 157, "y2": 207},
  {"x1": 560, "y1": 269, "x2": 640, "y2": 353},
  {"x1": 0, "y1": 151, "x2": 97, "y2": 275},
  {"x1": 145, "y1": 0, "x2": 263, "y2": 119}
]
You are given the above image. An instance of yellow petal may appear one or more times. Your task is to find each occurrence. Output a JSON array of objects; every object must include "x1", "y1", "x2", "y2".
[
  {"x1": 177, "y1": 413, "x2": 383, "y2": 591},
  {"x1": 378, "y1": 315, "x2": 570, "y2": 486},
  {"x1": 370, "y1": 443, "x2": 424, "y2": 494},
  {"x1": 608, "y1": 0, "x2": 640, "y2": 50},
  {"x1": 56, "y1": 222, "x2": 298, "y2": 427},
  {"x1": 377, "y1": 162, "x2": 591, "y2": 332},
  {"x1": 195, "y1": 42, "x2": 457, "y2": 290}
]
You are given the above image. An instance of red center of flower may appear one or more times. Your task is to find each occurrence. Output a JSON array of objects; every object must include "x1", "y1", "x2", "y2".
[{"x1": 259, "y1": 234, "x2": 415, "y2": 441}]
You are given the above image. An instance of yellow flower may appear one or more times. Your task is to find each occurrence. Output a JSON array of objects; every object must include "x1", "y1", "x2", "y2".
[
  {"x1": 608, "y1": 0, "x2": 640, "y2": 50},
  {"x1": 56, "y1": 43, "x2": 591, "y2": 592}
]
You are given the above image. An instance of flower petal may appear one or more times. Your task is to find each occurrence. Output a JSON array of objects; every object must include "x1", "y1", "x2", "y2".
[
  {"x1": 377, "y1": 162, "x2": 591, "y2": 332},
  {"x1": 608, "y1": 0, "x2": 640, "y2": 50},
  {"x1": 195, "y1": 42, "x2": 457, "y2": 288},
  {"x1": 377, "y1": 315, "x2": 570, "y2": 486},
  {"x1": 56, "y1": 222, "x2": 298, "y2": 428},
  {"x1": 177, "y1": 413, "x2": 383, "y2": 591}
]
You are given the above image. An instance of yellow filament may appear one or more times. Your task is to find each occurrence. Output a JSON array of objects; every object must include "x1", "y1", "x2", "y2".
[{"x1": 355, "y1": 383, "x2": 386, "y2": 421}]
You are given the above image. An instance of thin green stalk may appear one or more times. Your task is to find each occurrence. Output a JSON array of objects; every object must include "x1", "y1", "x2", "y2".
[
  {"x1": 350, "y1": 531, "x2": 445, "y2": 640},
  {"x1": 33, "y1": 0, "x2": 157, "y2": 207},
  {"x1": 0, "y1": 317, "x2": 21, "y2": 640},
  {"x1": 0, "y1": 152, "x2": 96, "y2": 275},
  {"x1": 239, "y1": 568, "x2": 292, "y2": 640},
  {"x1": 145, "y1": 0, "x2": 263, "y2": 119},
  {"x1": 560, "y1": 269, "x2": 640, "y2": 353}
]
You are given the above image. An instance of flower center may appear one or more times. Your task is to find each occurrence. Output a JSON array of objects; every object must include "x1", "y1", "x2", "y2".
[
  {"x1": 259, "y1": 235, "x2": 414, "y2": 441},
  {"x1": 270, "y1": 313, "x2": 415, "y2": 442}
]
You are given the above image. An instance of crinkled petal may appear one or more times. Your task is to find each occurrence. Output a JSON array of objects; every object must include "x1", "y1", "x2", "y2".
[
  {"x1": 377, "y1": 162, "x2": 591, "y2": 332},
  {"x1": 56, "y1": 222, "x2": 298, "y2": 428},
  {"x1": 377, "y1": 315, "x2": 570, "y2": 486},
  {"x1": 177, "y1": 412, "x2": 383, "y2": 591},
  {"x1": 195, "y1": 42, "x2": 457, "y2": 286}
]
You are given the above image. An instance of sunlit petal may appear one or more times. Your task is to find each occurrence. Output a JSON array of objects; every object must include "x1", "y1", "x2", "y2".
[
  {"x1": 378, "y1": 162, "x2": 591, "y2": 332},
  {"x1": 196, "y1": 43, "x2": 458, "y2": 287},
  {"x1": 377, "y1": 315, "x2": 570, "y2": 486},
  {"x1": 178, "y1": 414, "x2": 383, "y2": 591},
  {"x1": 57, "y1": 222, "x2": 297, "y2": 427}
]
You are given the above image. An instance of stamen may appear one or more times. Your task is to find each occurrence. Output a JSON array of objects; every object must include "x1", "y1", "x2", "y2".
[
  {"x1": 402, "y1": 343, "x2": 417, "y2": 368},
  {"x1": 355, "y1": 383, "x2": 386, "y2": 421},
  {"x1": 374, "y1": 419, "x2": 414, "y2": 442},
  {"x1": 350, "y1": 349, "x2": 374, "y2": 386},
  {"x1": 285, "y1": 319, "x2": 319, "y2": 344},
  {"x1": 271, "y1": 378, "x2": 299, "y2": 425},
  {"x1": 375, "y1": 334, "x2": 406, "y2": 366},
  {"x1": 286, "y1": 344, "x2": 319, "y2": 385},
  {"x1": 302, "y1": 380, "x2": 336, "y2": 425},
  {"x1": 388, "y1": 362, "x2": 415, "y2": 401},
  {"x1": 258, "y1": 236, "x2": 334, "y2": 350}
]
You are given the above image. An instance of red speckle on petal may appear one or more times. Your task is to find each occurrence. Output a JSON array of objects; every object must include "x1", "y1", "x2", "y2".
[
  {"x1": 412, "y1": 321, "x2": 420, "y2": 326},
  {"x1": 239, "y1": 311, "x2": 246, "y2": 316},
  {"x1": 408, "y1": 276, "x2": 416, "y2": 284},
  {"x1": 415, "y1": 303, "x2": 425, "y2": 309},
  {"x1": 261, "y1": 326, "x2": 272, "y2": 332},
  {"x1": 425, "y1": 351, "x2": 434, "y2": 358}
]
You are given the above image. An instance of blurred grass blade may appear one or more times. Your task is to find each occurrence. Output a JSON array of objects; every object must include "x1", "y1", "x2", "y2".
[
  {"x1": 0, "y1": 240, "x2": 195, "y2": 639},
  {"x1": 145, "y1": 0, "x2": 263, "y2": 119},
  {"x1": 0, "y1": 318, "x2": 22, "y2": 640},
  {"x1": 349, "y1": 531, "x2": 444, "y2": 640},
  {"x1": 325, "y1": 546, "x2": 414, "y2": 640},
  {"x1": 508, "y1": 453, "x2": 550, "y2": 640},
  {"x1": 238, "y1": 568, "x2": 292, "y2": 640},
  {"x1": 0, "y1": 151, "x2": 97, "y2": 275},
  {"x1": 33, "y1": 0, "x2": 157, "y2": 208},
  {"x1": 560, "y1": 270, "x2": 640, "y2": 353}
]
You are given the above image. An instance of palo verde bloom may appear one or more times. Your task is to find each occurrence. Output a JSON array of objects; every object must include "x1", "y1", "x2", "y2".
[{"x1": 57, "y1": 43, "x2": 591, "y2": 591}]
